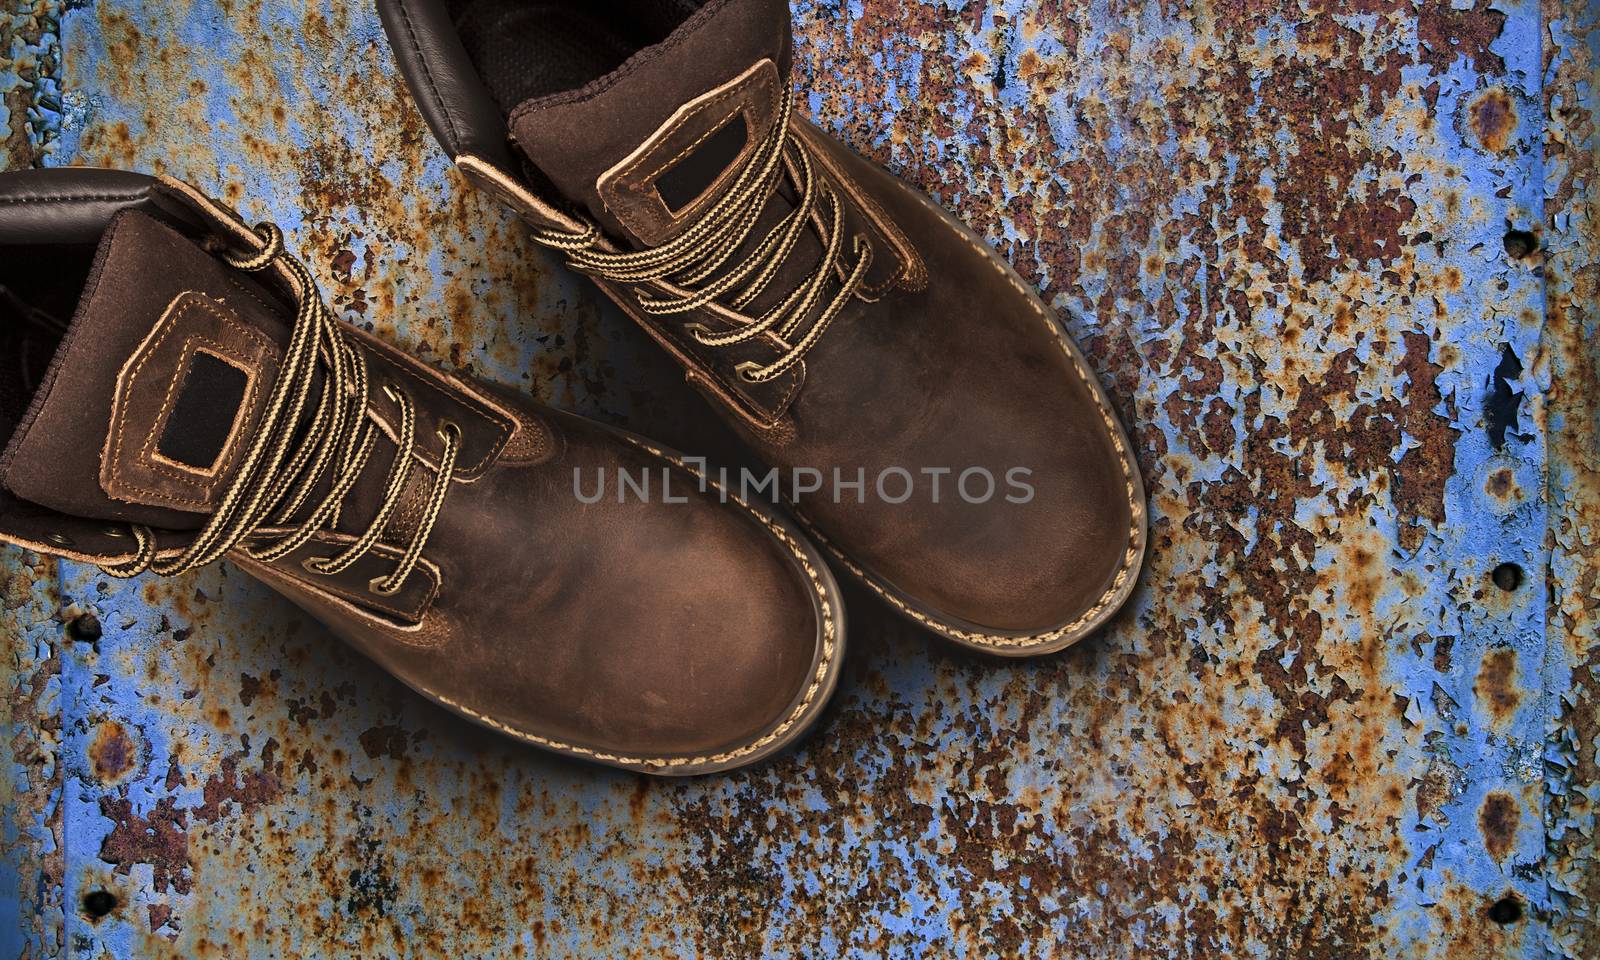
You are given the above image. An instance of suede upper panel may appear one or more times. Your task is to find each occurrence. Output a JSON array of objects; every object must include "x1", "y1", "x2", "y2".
[
  {"x1": 507, "y1": 0, "x2": 792, "y2": 244},
  {"x1": 0, "y1": 210, "x2": 292, "y2": 529}
]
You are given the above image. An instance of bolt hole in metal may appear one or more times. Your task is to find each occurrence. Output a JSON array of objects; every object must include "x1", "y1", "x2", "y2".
[
  {"x1": 1502, "y1": 228, "x2": 1539, "y2": 259},
  {"x1": 1487, "y1": 894, "x2": 1524, "y2": 925},
  {"x1": 68, "y1": 612, "x2": 102, "y2": 643},
  {"x1": 81, "y1": 889, "x2": 117, "y2": 919},
  {"x1": 1492, "y1": 561, "x2": 1524, "y2": 592}
]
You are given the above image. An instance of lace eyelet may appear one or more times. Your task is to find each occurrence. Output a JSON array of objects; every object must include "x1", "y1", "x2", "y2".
[
  {"x1": 368, "y1": 575, "x2": 403, "y2": 597},
  {"x1": 300, "y1": 556, "x2": 330, "y2": 576},
  {"x1": 436, "y1": 420, "x2": 462, "y2": 444},
  {"x1": 684, "y1": 322, "x2": 713, "y2": 344},
  {"x1": 734, "y1": 361, "x2": 764, "y2": 384}
]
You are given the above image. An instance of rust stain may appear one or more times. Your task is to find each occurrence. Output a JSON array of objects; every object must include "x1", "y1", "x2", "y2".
[
  {"x1": 0, "y1": 554, "x2": 64, "y2": 954},
  {"x1": 0, "y1": 5, "x2": 55, "y2": 166},
  {"x1": 1478, "y1": 791, "x2": 1519, "y2": 862},
  {"x1": 193, "y1": 740, "x2": 284, "y2": 823},
  {"x1": 1417, "y1": 752, "x2": 1466, "y2": 825},
  {"x1": 1468, "y1": 88, "x2": 1517, "y2": 153},
  {"x1": 1418, "y1": 2, "x2": 1508, "y2": 75},
  {"x1": 1391, "y1": 331, "x2": 1461, "y2": 552},
  {"x1": 357, "y1": 725, "x2": 410, "y2": 761},
  {"x1": 97, "y1": 794, "x2": 191, "y2": 895},
  {"x1": 88, "y1": 719, "x2": 140, "y2": 785},
  {"x1": 1474, "y1": 648, "x2": 1522, "y2": 727},
  {"x1": 1483, "y1": 466, "x2": 1519, "y2": 506},
  {"x1": 1543, "y1": 0, "x2": 1600, "y2": 951}
]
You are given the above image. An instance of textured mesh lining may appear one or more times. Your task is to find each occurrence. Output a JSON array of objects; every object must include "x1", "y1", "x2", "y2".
[
  {"x1": 0, "y1": 248, "x2": 93, "y2": 453},
  {"x1": 156, "y1": 350, "x2": 250, "y2": 471},
  {"x1": 656, "y1": 111, "x2": 749, "y2": 211},
  {"x1": 447, "y1": 0, "x2": 704, "y2": 112}
]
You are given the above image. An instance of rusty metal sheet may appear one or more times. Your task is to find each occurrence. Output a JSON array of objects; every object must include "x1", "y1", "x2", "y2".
[
  {"x1": 1542, "y1": 0, "x2": 1600, "y2": 956},
  {"x1": 0, "y1": 0, "x2": 1592, "y2": 956}
]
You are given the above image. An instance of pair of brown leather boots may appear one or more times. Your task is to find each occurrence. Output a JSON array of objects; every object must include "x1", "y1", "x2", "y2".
[{"x1": 0, "y1": 0, "x2": 1144, "y2": 774}]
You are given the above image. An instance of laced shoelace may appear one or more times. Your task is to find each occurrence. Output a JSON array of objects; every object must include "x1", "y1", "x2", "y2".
[
  {"x1": 104, "y1": 222, "x2": 462, "y2": 596},
  {"x1": 532, "y1": 85, "x2": 873, "y2": 384}
]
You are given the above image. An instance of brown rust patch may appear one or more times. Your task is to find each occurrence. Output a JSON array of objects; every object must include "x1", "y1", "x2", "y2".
[
  {"x1": 1418, "y1": 1, "x2": 1508, "y2": 75},
  {"x1": 193, "y1": 741, "x2": 284, "y2": 823},
  {"x1": 1478, "y1": 791, "x2": 1519, "y2": 862},
  {"x1": 88, "y1": 720, "x2": 140, "y2": 785},
  {"x1": 1483, "y1": 466, "x2": 1519, "y2": 505},
  {"x1": 1417, "y1": 752, "x2": 1466, "y2": 824},
  {"x1": 1391, "y1": 331, "x2": 1460, "y2": 551},
  {"x1": 1468, "y1": 88, "x2": 1517, "y2": 153},
  {"x1": 358, "y1": 725, "x2": 411, "y2": 761},
  {"x1": 0, "y1": 14, "x2": 52, "y2": 166},
  {"x1": 1545, "y1": 0, "x2": 1600, "y2": 945},
  {"x1": 97, "y1": 794, "x2": 191, "y2": 895},
  {"x1": 1474, "y1": 648, "x2": 1522, "y2": 727},
  {"x1": 147, "y1": 902, "x2": 175, "y2": 939}
]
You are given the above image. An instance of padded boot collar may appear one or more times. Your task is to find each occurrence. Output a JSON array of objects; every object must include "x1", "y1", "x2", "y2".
[
  {"x1": 0, "y1": 167, "x2": 158, "y2": 245},
  {"x1": 374, "y1": 0, "x2": 522, "y2": 174}
]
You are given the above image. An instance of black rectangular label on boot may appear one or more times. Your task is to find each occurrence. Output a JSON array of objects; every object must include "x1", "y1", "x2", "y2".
[{"x1": 156, "y1": 349, "x2": 249, "y2": 472}]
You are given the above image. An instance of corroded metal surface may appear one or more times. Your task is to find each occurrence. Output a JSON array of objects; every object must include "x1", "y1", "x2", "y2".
[
  {"x1": 1542, "y1": 0, "x2": 1600, "y2": 956},
  {"x1": 0, "y1": 0, "x2": 1590, "y2": 956}
]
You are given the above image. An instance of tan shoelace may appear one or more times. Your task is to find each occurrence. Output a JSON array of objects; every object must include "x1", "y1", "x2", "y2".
[
  {"x1": 105, "y1": 222, "x2": 461, "y2": 595},
  {"x1": 533, "y1": 85, "x2": 873, "y2": 384}
]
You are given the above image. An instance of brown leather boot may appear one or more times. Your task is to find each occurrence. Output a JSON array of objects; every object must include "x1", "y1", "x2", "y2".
[
  {"x1": 0, "y1": 168, "x2": 843, "y2": 774},
  {"x1": 379, "y1": 0, "x2": 1148, "y2": 656}
]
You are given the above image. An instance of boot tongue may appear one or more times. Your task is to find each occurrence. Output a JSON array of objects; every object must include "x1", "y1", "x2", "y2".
[
  {"x1": 0, "y1": 209, "x2": 292, "y2": 531},
  {"x1": 508, "y1": 0, "x2": 792, "y2": 247}
]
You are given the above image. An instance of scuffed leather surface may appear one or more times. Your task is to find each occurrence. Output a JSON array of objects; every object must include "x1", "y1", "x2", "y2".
[
  {"x1": 252, "y1": 398, "x2": 826, "y2": 759},
  {"x1": 244, "y1": 532, "x2": 442, "y2": 626},
  {"x1": 100, "y1": 291, "x2": 283, "y2": 514},
  {"x1": 377, "y1": 0, "x2": 1143, "y2": 636},
  {"x1": 506, "y1": 0, "x2": 793, "y2": 241},
  {"x1": 746, "y1": 131, "x2": 1139, "y2": 632},
  {"x1": 595, "y1": 59, "x2": 782, "y2": 248}
]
